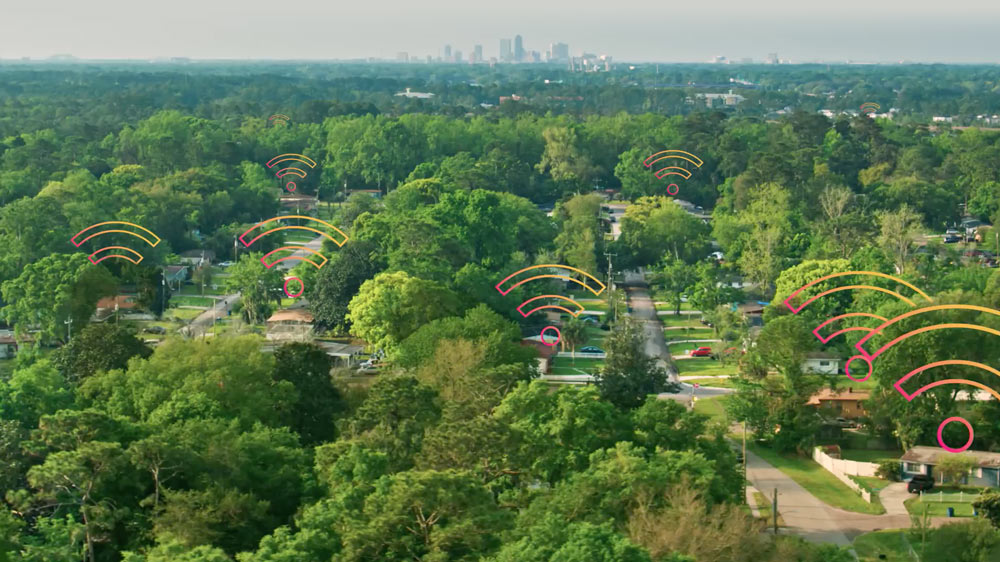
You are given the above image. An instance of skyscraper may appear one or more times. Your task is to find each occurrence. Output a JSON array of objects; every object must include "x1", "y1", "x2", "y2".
[
  {"x1": 500, "y1": 39, "x2": 512, "y2": 62},
  {"x1": 514, "y1": 35, "x2": 524, "y2": 62},
  {"x1": 473, "y1": 44, "x2": 483, "y2": 64},
  {"x1": 444, "y1": 45, "x2": 452, "y2": 60},
  {"x1": 550, "y1": 43, "x2": 570, "y2": 63}
]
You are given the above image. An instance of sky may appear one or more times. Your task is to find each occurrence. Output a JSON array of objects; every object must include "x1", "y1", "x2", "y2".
[{"x1": 5, "y1": 0, "x2": 999, "y2": 63}]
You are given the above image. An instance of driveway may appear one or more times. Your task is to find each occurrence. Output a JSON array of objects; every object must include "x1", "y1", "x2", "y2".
[{"x1": 747, "y1": 451, "x2": 964, "y2": 545}]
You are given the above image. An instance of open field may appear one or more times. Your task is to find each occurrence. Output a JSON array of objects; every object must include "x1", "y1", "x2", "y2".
[{"x1": 747, "y1": 444, "x2": 886, "y2": 515}]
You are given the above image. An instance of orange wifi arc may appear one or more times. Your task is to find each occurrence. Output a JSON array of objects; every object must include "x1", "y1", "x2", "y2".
[
  {"x1": 71, "y1": 221, "x2": 161, "y2": 264},
  {"x1": 266, "y1": 153, "x2": 316, "y2": 192},
  {"x1": 239, "y1": 215, "x2": 349, "y2": 269},
  {"x1": 643, "y1": 150, "x2": 704, "y2": 180},
  {"x1": 496, "y1": 265, "x2": 605, "y2": 347}
]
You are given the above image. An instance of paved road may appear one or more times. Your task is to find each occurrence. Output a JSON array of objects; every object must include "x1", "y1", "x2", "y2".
[
  {"x1": 276, "y1": 234, "x2": 325, "y2": 271},
  {"x1": 623, "y1": 269, "x2": 676, "y2": 380}
]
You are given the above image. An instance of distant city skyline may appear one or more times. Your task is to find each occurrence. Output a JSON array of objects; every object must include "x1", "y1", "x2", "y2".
[{"x1": 4, "y1": 0, "x2": 999, "y2": 63}]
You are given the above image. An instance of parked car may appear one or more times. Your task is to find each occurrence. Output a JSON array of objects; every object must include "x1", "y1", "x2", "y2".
[
  {"x1": 142, "y1": 326, "x2": 166, "y2": 335},
  {"x1": 833, "y1": 417, "x2": 858, "y2": 428},
  {"x1": 946, "y1": 228, "x2": 960, "y2": 235},
  {"x1": 690, "y1": 346, "x2": 713, "y2": 357},
  {"x1": 579, "y1": 346, "x2": 604, "y2": 354},
  {"x1": 907, "y1": 474, "x2": 935, "y2": 493},
  {"x1": 943, "y1": 234, "x2": 961, "y2": 243},
  {"x1": 218, "y1": 261, "x2": 234, "y2": 267},
  {"x1": 581, "y1": 316, "x2": 600, "y2": 325}
]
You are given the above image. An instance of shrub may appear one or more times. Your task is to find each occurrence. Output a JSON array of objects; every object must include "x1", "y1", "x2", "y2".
[{"x1": 876, "y1": 460, "x2": 901, "y2": 482}]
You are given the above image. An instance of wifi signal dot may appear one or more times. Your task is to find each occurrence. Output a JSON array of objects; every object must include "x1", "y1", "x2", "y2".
[
  {"x1": 937, "y1": 417, "x2": 974, "y2": 453},
  {"x1": 845, "y1": 355, "x2": 873, "y2": 383},
  {"x1": 286, "y1": 182, "x2": 296, "y2": 192},
  {"x1": 540, "y1": 326, "x2": 561, "y2": 347},
  {"x1": 283, "y1": 277, "x2": 305, "y2": 298},
  {"x1": 666, "y1": 184, "x2": 679, "y2": 195}
]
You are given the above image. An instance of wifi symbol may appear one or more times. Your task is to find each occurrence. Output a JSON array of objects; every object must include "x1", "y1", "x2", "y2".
[
  {"x1": 267, "y1": 153, "x2": 316, "y2": 193},
  {"x1": 268, "y1": 114, "x2": 291, "y2": 126},
  {"x1": 496, "y1": 265, "x2": 606, "y2": 346},
  {"x1": 853, "y1": 304, "x2": 1000, "y2": 453},
  {"x1": 860, "y1": 102, "x2": 880, "y2": 115},
  {"x1": 643, "y1": 149, "x2": 703, "y2": 196},
  {"x1": 240, "y1": 215, "x2": 349, "y2": 298},
  {"x1": 70, "y1": 221, "x2": 161, "y2": 264},
  {"x1": 784, "y1": 271, "x2": 1000, "y2": 453}
]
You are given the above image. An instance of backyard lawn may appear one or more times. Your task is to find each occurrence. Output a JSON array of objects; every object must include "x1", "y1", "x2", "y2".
[
  {"x1": 748, "y1": 444, "x2": 886, "y2": 515},
  {"x1": 839, "y1": 449, "x2": 904, "y2": 463},
  {"x1": 904, "y1": 490, "x2": 983, "y2": 517},
  {"x1": 164, "y1": 308, "x2": 203, "y2": 321},
  {"x1": 548, "y1": 357, "x2": 604, "y2": 375}
]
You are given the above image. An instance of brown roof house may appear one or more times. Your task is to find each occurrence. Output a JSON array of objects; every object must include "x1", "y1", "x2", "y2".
[
  {"x1": 266, "y1": 308, "x2": 314, "y2": 342},
  {"x1": 901, "y1": 446, "x2": 1000, "y2": 487},
  {"x1": 806, "y1": 387, "x2": 869, "y2": 420},
  {"x1": 94, "y1": 295, "x2": 139, "y2": 322}
]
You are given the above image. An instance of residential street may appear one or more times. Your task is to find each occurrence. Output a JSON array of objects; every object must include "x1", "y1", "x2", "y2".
[{"x1": 622, "y1": 269, "x2": 676, "y2": 380}]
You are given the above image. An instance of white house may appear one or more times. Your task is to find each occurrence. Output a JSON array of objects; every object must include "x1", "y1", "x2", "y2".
[
  {"x1": 395, "y1": 88, "x2": 434, "y2": 99},
  {"x1": 802, "y1": 352, "x2": 840, "y2": 375}
]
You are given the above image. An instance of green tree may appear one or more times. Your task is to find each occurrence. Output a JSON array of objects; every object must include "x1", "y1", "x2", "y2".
[
  {"x1": 489, "y1": 514, "x2": 653, "y2": 562},
  {"x1": 1, "y1": 253, "x2": 116, "y2": 344},
  {"x1": 877, "y1": 204, "x2": 923, "y2": 274},
  {"x1": 347, "y1": 271, "x2": 463, "y2": 352},
  {"x1": 224, "y1": 253, "x2": 284, "y2": 325},
  {"x1": 536, "y1": 126, "x2": 597, "y2": 191},
  {"x1": 310, "y1": 240, "x2": 383, "y2": 331},
  {"x1": 595, "y1": 318, "x2": 675, "y2": 409},
  {"x1": 936, "y1": 453, "x2": 976, "y2": 485},
  {"x1": 655, "y1": 260, "x2": 698, "y2": 315},
  {"x1": 272, "y1": 342, "x2": 347, "y2": 445},
  {"x1": 52, "y1": 323, "x2": 152, "y2": 382},
  {"x1": 561, "y1": 316, "x2": 589, "y2": 363}
]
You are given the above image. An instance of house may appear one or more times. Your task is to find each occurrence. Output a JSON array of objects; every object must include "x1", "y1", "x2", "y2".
[
  {"x1": 164, "y1": 265, "x2": 188, "y2": 291},
  {"x1": 734, "y1": 301, "x2": 766, "y2": 327},
  {"x1": 394, "y1": 88, "x2": 434, "y2": 99},
  {"x1": 280, "y1": 195, "x2": 318, "y2": 212},
  {"x1": 266, "y1": 308, "x2": 315, "y2": 342},
  {"x1": 901, "y1": 446, "x2": 1000, "y2": 487},
  {"x1": 521, "y1": 337, "x2": 557, "y2": 374},
  {"x1": 0, "y1": 330, "x2": 30, "y2": 359},
  {"x1": 806, "y1": 387, "x2": 869, "y2": 419},
  {"x1": 178, "y1": 249, "x2": 215, "y2": 267},
  {"x1": 802, "y1": 352, "x2": 842, "y2": 375},
  {"x1": 94, "y1": 295, "x2": 139, "y2": 322}
]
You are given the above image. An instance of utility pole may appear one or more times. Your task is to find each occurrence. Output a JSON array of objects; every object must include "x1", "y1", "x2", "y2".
[
  {"x1": 772, "y1": 488, "x2": 778, "y2": 535},
  {"x1": 603, "y1": 250, "x2": 617, "y2": 321},
  {"x1": 64, "y1": 317, "x2": 73, "y2": 341}
]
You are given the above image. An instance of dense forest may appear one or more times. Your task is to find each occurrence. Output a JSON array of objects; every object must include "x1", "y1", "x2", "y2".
[{"x1": 2, "y1": 62, "x2": 1000, "y2": 560}]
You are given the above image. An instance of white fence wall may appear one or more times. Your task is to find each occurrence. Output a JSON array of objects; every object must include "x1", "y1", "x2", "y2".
[{"x1": 813, "y1": 447, "x2": 879, "y2": 503}]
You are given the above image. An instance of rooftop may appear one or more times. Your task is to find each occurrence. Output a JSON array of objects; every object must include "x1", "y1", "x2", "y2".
[
  {"x1": 267, "y1": 309, "x2": 314, "y2": 324},
  {"x1": 806, "y1": 387, "x2": 870, "y2": 405},
  {"x1": 902, "y1": 446, "x2": 1000, "y2": 468}
]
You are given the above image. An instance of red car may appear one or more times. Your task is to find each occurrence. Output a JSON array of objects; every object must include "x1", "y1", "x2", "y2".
[{"x1": 690, "y1": 346, "x2": 713, "y2": 357}]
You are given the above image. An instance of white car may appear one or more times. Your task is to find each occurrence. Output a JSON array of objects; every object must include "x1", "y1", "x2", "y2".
[{"x1": 218, "y1": 261, "x2": 234, "y2": 267}]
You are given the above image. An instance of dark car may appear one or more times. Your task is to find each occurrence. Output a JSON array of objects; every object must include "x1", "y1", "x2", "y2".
[
  {"x1": 142, "y1": 326, "x2": 167, "y2": 335},
  {"x1": 907, "y1": 474, "x2": 934, "y2": 493},
  {"x1": 579, "y1": 346, "x2": 605, "y2": 354},
  {"x1": 943, "y1": 234, "x2": 961, "y2": 243}
]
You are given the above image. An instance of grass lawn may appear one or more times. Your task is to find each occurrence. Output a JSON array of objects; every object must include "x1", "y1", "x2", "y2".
[
  {"x1": 670, "y1": 342, "x2": 711, "y2": 356},
  {"x1": 840, "y1": 448, "x2": 904, "y2": 463},
  {"x1": 583, "y1": 327, "x2": 608, "y2": 347},
  {"x1": 747, "y1": 444, "x2": 886, "y2": 515},
  {"x1": 753, "y1": 491, "x2": 784, "y2": 527},
  {"x1": 677, "y1": 359, "x2": 739, "y2": 377},
  {"x1": 661, "y1": 315, "x2": 703, "y2": 329},
  {"x1": 693, "y1": 395, "x2": 729, "y2": 424},
  {"x1": 571, "y1": 298, "x2": 609, "y2": 312},
  {"x1": 164, "y1": 308, "x2": 202, "y2": 321},
  {"x1": 851, "y1": 475, "x2": 892, "y2": 493},
  {"x1": 654, "y1": 300, "x2": 695, "y2": 313},
  {"x1": 853, "y1": 529, "x2": 915, "y2": 562},
  {"x1": 178, "y1": 283, "x2": 226, "y2": 297},
  {"x1": 549, "y1": 357, "x2": 603, "y2": 375},
  {"x1": 682, "y1": 377, "x2": 735, "y2": 388},
  {"x1": 170, "y1": 295, "x2": 216, "y2": 308},
  {"x1": 904, "y1": 497, "x2": 976, "y2": 517},
  {"x1": 663, "y1": 327, "x2": 715, "y2": 341}
]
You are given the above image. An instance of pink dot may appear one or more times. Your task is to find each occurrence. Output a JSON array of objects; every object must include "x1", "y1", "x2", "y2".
[
  {"x1": 540, "y1": 326, "x2": 561, "y2": 347},
  {"x1": 937, "y1": 417, "x2": 974, "y2": 453}
]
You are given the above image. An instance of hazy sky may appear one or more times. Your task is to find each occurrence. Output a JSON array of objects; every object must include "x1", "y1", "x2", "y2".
[{"x1": 5, "y1": 0, "x2": 999, "y2": 63}]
